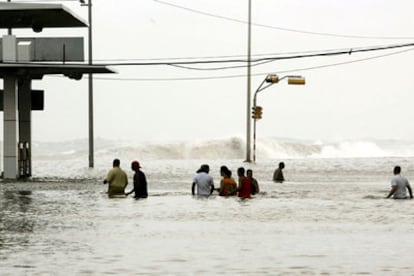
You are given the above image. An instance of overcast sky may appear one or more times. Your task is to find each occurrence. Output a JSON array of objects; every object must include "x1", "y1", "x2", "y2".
[{"x1": 2, "y1": 0, "x2": 414, "y2": 143}]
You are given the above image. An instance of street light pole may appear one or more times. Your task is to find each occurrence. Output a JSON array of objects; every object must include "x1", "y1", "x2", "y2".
[
  {"x1": 81, "y1": 0, "x2": 94, "y2": 168},
  {"x1": 252, "y1": 74, "x2": 305, "y2": 162},
  {"x1": 88, "y1": 0, "x2": 94, "y2": 168},
  {"x1": 252, "y1": 78, "x2": 268, "y2": 162},
  {"x1": 245, "y1": 0, "x2": 252, "y2": 162}
]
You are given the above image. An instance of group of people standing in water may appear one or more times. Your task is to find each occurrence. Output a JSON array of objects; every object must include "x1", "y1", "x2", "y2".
[
  {"x1": 103, "y1": 158, "x2": 148, "y2": 198},
  {"x1": 191, "y1": 164, "x2": 261, "y2": 198},
  {"x1": 102, "y1": 159, "x2": 284, "y2": 199},
  {"x1": 191, "y1": 162, "x2": 286, "y2": 198},
  {"x1": 102, "y1": 159, "x2": 413, "y2": 200}
]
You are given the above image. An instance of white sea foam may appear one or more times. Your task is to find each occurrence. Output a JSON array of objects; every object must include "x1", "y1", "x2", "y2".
[
  {"x1": 30, "y1": 137, "x2": 414, "y2": 161},
  {"x1": 311, "y1": 141, "x2": 388, "y2": 158},
  {"x1": 15, "y1": 136, "x2": 413, "y2": 180}
]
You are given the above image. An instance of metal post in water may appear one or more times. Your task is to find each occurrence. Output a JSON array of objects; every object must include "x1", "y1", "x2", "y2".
[
  {"x1": 87, "y1": 0, "x2": 94, "y2": 168},
  {"x1": 245, "y1": 0, "x2": 252, "y2": 162}
]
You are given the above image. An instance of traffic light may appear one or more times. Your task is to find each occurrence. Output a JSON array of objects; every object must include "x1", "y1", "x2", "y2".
[
  {"x1": 287, "y1": 76, "x2": 306, "y2": 85},
  {"x1": 252, "y1": 105, "x2": 263, "y2": 119},
  {"x1": 255, "y1": 106, "x2": 262, "y2": 119}
]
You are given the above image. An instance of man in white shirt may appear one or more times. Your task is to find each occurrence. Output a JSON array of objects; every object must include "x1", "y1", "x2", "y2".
[
  {"x1": 386, "y1": 166, "x2": 413, "y2": 199},
  {"x1": 192, "y1": 164, "x2": 214, "y2": 196}
]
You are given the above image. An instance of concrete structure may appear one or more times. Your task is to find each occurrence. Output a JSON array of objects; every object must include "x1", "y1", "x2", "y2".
[
  {"x1": 0, "y1": 3, "x2": 86, "y2": 31},
  {"x1": 1, "y1": 37, "x2": 85, "y2": 62},
  {"x1": 0, "y1": 3, "x2": 115, "y2": 179}
]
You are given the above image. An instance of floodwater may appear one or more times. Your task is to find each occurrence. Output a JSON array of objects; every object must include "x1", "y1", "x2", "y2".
[{"x1": 1, "y1": 157, "x2": 414, "y2": 275}]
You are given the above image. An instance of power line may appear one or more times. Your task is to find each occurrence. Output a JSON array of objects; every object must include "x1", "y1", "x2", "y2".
[
  {"x1": 92, "y1": 44, "x2": 413, "y2": 65},
  {"x1": 152, "y1": 0, "x2": 414, "y2": 40},
  {"x1": 2, "y1": 42, "x2": 413, "y2": 69},
  {"x1": 167, "y1": 59, "x2": 275, "y2": 71},
  {"x1": 88, "y1": 42, "x2": 414, "y2": 68},
  {"x1": 275, "y1": 47, "x2": 414, "y2": 75},
  {"x1": 8, "y1": 0, "x2": 414, "y2": 40},
  {"x1": 3, "y1": 41, "x2": 413, "y2": 81},
  {"x1": 68, "y1": 47, "x2": 414, "y2": 82},
  {"x1": 94, "y1": 47, "x2": 377, "y2": 63},
  {"x1": 93, "y1": 49, "x2": 331, "y2": 62}
]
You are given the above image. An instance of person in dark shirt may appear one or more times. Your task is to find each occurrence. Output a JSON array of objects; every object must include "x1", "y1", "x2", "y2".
[
  {"x1": 273, "y1": 162, "x2": 285, "y2": 183},
  {"x1": 126, "y1": 160, "x2": 148, "y2": 199},
  {"x1": 247, "y1": 169, "x2": 259, "y2": 195}
]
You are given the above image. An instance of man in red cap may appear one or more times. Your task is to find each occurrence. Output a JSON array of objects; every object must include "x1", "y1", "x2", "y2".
[{"x1": 126, "y1": 160, "x2": 148, "y2": 199}]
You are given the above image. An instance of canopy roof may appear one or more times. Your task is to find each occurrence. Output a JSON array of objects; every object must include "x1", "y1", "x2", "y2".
[
  {"x1": 0, "y1": 63, "x2": 115, "y2": 80},
  {"x1": 0, "y1": 3, "x2": 87, "y2": 30}
]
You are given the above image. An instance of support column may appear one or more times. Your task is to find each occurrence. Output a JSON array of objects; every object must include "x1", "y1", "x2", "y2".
[
  {"x1": 3, "y1": 76, "x2": 19, "y2": 179},
  {"x1": 2, "y1": 34, "x2": 19, "y2": 179},
  {"x1": 18, "y1": 79, "x2": 32, "y2": 178}
]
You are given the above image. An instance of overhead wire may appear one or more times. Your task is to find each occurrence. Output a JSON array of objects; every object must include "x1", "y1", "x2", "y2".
[
  {"x1": 11, "y1": 42, "x2": 414, "y2": 81},
  {"x1": 167, "y1": 59, "x2": 275, "y2": 71},
  {"x1": 77, "y1": 47, "x2": 414, "y2": 81},
  {"x1": 87, "y1": 42, "x2": 414, "y2": 68},
  {"x1": 152, "y1": 0, "x2": 414, "y2": 40},
  {"x1": 163, "y1": 43, "x2": 414, "y2": 71},
  {"x1": 94, "y1": 45, "x2": 404, "y2": 63},
  {"x1": 4, "y1": 0, "x2": 414, "y2": 81},
  {"x1": 12, "y1": 0, "x2": 414, "y2": 40},
  {"x1": 274, "y1": 47, "x2": 414, "y2": 75},
  {"x1": 4, "y1": 42, "x2": 413, "y2": 68},
  {"x1": 8, "y1": 0, "x2": 414, "y2": 64},
  {"x1": 93, "y1": 50, "x2": 326, "y2": 63}
]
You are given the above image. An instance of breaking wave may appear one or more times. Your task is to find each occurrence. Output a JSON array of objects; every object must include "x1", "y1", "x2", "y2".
[{"x1": 31, "y1": 136, "x2": 414, "y2": 161}]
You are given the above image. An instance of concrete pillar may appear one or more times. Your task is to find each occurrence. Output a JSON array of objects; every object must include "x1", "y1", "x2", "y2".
[
  {"x1": 2, "y1": 35, "x2": 19, "y2": 179},
  {"x1": 17, "y1": 41, "x2": 33, "y2": 178},
  {"x1": 18, "y1": 79, "x2": 32, "y2": 177},
  {"x1": 2, "y1": 35, "x2": 17, "y2": 62},
  {"x1": 3, "y1": 76, "x2": 19, "y2": 179}
]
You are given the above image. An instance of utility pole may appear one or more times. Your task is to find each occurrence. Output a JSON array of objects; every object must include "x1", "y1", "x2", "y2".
[
  {"x1": 81, "y1": 0, "x2": 94, "y2": 168},
  {"x1": 88, "y1": 0, "x2": 94, "y2": 168},
  {"x1": 245, "y1": 0, "x2": 252, "y2": 162}
]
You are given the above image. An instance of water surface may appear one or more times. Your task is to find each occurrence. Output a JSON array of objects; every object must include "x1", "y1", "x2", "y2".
[{"x1": 1, "y1": 157, "x2": 414, "y2": 275}]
